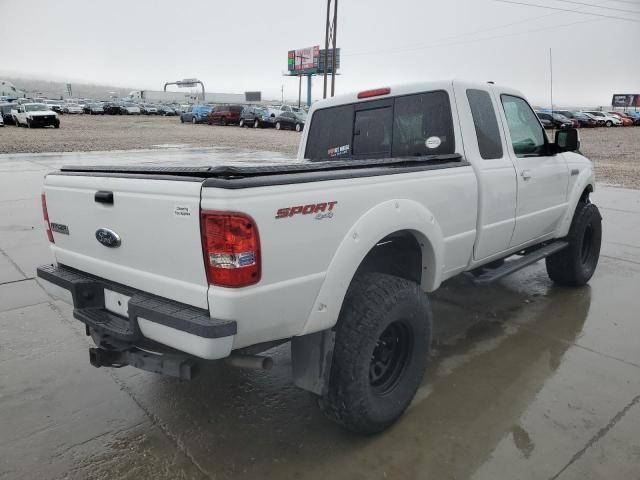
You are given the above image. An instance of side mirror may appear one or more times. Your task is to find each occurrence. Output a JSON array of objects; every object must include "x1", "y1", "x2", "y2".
[{"x1": 554, "y1": 128, "x2": 580, "y2": 152}]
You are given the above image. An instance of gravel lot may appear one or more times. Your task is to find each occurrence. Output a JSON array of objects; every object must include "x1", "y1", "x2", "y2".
[{"x1": 1, "y1": 115, "x2": 638, "y2": 188}]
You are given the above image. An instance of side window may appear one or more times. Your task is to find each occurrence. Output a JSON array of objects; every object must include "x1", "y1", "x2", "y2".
[
  {"x1": 353, "y1": 106, "x2": 393, "y2": 158},
  {"x1": 392, "y1": 90, "x2": 455, "y2": 157},
  {"x1": 466, "y1": 89, "x2": 503, "y2": 159},
  {"x1": 304, "y1": 104, "x2": 353, "y2": 160},
  {"x1": 501, "y1": 95, "x2": 547, "y2": 157}
]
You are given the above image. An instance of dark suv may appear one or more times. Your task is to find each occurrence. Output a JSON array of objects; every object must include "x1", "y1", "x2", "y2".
[
  {"x1": 239, "y1": 106, "x2": 273, "y2": 128},
  {"x1": 207, "y1": 105, "x2": 243, "y2": 126}
]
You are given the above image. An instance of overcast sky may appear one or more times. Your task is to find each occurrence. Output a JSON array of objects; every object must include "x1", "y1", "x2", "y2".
[{"x1": 2, "y1": 0, "x2": 639, "y2": 106}]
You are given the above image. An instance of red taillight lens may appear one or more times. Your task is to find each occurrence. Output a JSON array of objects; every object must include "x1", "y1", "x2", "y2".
[
  {"x1": 357, "y1": 87, "x2": 391, "y2": 99},
  {"x1": 41, "y1": 192, "x2": 54, "y2": 243},
  {"x1": 200, "y1": 211, "x2": 261, "y2": 287}
]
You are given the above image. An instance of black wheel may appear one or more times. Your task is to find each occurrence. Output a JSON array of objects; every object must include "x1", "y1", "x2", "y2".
[
  {"x1": 319, "y1": 273, "x2": 432, "y2": 434},
  {"x1": 275, "y1": 121, "x2": 281, "y2": 130},
  {"x1": 254, "y1": 119, "x2": 260, "y2": 128},
  {"x1": 192, "y1": 117, "x2": 197, "y2": 124},
  {"x1": 295, "y1": 123, "x2": 302, "y2": 132},
  {"x1": 605, "y1": 120, "x2": 612, "y2": 127},
  {"x1": 54, "y1": 122, "x2": 60, "y2": 129},
  {"x1": 27, "y1": 119, "x2": 32, "y2": 128},
  {"x1": 546, "y1": 202, "x2": 602, "y2": 286},
  {"x1": 220, "y1": 116, "x2": 227, "y2": 126},
  {"x1": 180, "y1": 116, "x2": 184, "y2": 123},
  {"x1": 239, "y1": 118, "x2": 244, "y2": 127}
]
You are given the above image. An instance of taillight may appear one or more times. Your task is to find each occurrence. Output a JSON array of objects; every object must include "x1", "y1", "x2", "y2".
[
  {"x1": 200, "y1": 211, "x2": 261, "y2": 287},
  {"x1": 41, "y1": 192, "x2": 54, "y2": 243},
  {"x1": 357, "y1": 87, "x2": 391, "y2": 99}
]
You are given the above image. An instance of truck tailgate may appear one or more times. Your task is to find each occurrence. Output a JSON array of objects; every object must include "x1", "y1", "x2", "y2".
[{"x1": 44, "y1": 174, "x2": 208, "y2": 309}]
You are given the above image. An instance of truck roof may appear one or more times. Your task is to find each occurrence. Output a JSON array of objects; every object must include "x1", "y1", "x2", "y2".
[{"x1": 310, "y1": 80, "x2": 524, "y2": 112}]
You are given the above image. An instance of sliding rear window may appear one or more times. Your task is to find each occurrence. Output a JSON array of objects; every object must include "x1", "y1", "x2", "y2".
[{"x1": 304, "y1": 90, "x2": 455, "y2": 160}]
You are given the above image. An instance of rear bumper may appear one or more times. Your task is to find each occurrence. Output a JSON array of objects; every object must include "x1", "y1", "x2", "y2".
[{"x1": 36, "y1": 264, "x2": 236, "y2": 359}]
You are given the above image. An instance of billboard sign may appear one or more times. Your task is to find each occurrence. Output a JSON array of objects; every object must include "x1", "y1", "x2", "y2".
[
  {"x1": 287, "y1": 46, "x2": 320, "y2": 73},
  {"x1": 176, "y1": 78, "x2": 200, "y2": 88},
  {"x1": 318, "y1": 48, "x2": 341, "y2": 74},
  {"x1": 611, "y1": 94, "x2": 639, "y2": 107},
  {"x1": 245, "y1": 91, "x2": 262, "y2": 102}
]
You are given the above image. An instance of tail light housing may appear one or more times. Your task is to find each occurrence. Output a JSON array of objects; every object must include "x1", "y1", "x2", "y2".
[
  {"x1": 200, "y1": 211, "x2": 261, "y2": 287},
  {"x1": 357, "y1": 87, "x2": 391, "y2": 99},
  {"x1": 41, "y1": 192, "x2": 54, "y2": 243}
]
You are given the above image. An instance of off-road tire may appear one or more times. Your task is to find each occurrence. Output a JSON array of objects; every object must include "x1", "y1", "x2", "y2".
[
  {"x1": 319, "y1": 273, "x2": 432, "y2": 434},
  {"x1": 546, "y1": 202, "x2": 602, "y2": 286}
]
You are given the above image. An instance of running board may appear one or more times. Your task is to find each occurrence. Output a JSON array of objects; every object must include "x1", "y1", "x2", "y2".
[{"x1": 473, "y1": 241, "x2": 569, "y2": 285}]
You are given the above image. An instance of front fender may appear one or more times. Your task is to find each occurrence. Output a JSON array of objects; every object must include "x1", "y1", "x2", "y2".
[
  {"x1": 300, "y1": 199, "x2": 445, "y2": 335},
  {"x1": 557, "y1": 166, "x2": 595, "y2": 238}
]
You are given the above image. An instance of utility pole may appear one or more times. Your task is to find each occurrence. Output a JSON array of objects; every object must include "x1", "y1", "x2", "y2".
[
  {"x1": 549, "y1": 48, "x2": 554, "y2": 113},
  {"x1": 323, "y1": 0, "x2": 338, "y2": 98},
  {"x1": 331, "y1": 0, "x2": 338, "y2": 97}
]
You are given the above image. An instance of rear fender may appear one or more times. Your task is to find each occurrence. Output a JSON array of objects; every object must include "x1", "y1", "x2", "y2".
[{"x1": 300, "y1": 199, "x2": 444, "y2": 335}]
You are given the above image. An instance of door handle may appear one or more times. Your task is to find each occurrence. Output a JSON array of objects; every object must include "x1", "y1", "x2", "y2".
[{"x1": 521, "y1": 170, "x2": 532, "y2": 180}]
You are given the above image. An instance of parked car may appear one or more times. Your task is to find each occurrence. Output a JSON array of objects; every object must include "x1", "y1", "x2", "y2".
[
  {"x1": 583, "y1": 111, "x2": 621, "y2": 127},
  {"x1": 63, "y1": 103, "x2": 83, "y2": 114},
  {"x1": 274, "y1": 111, "x2": 306, "y2": 132},
  {"x1": 120, "y1": 103, "x2": 141, "y2": 115},
  {"x1": 13, "y1": 103, "x2": 60, "y2": 128},
  {"x1": 44, "y1": 100, "x2": 64, "y2": 114},
  {"x1": 84, "y1": 103, "x2": 105, "y2": 115},
  {"x1": 37, "y1": 79, "x2": 599, "y2": 434},
  {"x1": 579, "y1": 112, "x2": 604, "y2": 126},
  {"x1": 0, "y1": 103, "x2": 16, "y2": 125},
  {"x1": 239, "y1": 106, "x2": 274, "y2": 128},
  {"x1": 140, "y1": 104, "x2": 158, "y2": 115},
  {"x1": 623, "y1": 111, "x2": 640, "y2": 125},
  {"x1": 569, "y1": 111, "x2": 598, "y2": 128},
  {"x1": 180, "y1": 104, "x2": 213, "y2": 124},
  {"x1": 103, "y1": 102, "x2": 122, "y2": 115},
  {"x1": 607, "y1": 112, "x2": 634, "y2": 127},
  {"x1": 554, "y1": 110, "x2": 592, "y2": 128},
  {"x1": 207, "y1": 105, "x2": 243, "y2": 125},
  {"x1": 158, "y1": 105, "x2": 176, "y2": 116},
  {"x1": 535, "y1": 111, "x2": 572, "y2": 129},
  {"x1": 539, "y1": 117, "x2": 553, "y2": 129}
]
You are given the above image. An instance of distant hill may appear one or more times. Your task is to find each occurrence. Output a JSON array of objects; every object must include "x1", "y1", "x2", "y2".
[{"x1": 0, "y1": 76, "x2": 135, "y2": 100}]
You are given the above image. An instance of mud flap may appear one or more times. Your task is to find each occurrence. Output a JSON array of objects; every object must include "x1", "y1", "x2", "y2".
[{"x1": 291, "y1": 329, "x2": 335, "y2": 396}]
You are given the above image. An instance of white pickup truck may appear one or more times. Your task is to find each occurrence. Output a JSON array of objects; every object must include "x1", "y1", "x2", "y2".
[
  {"x1": 37, "y1": 80, "x2": 601, "y2": 433},
  {"x1": 13, "y1": 103, "x2": 60, "y2": 128}
]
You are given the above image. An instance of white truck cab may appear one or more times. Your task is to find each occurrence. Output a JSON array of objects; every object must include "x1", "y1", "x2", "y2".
[{"x1": 37, "y1": 80, "x2": 600, "y2": 433}]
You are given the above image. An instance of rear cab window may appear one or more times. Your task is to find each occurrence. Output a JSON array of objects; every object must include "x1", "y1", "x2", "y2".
[
  {"x1": 466, "y1": 89, "x2": 503, "y2": 160},
  {"x1": 304, "y1": 90, "x2": 455, "y2": 161}
]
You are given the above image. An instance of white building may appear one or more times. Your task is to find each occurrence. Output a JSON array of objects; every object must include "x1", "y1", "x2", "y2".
[
  {"x1": 0, "y1": 80, "x2": 25, "y2": 99},
  {"x1": 128, "y1": 90, "x2": 254, "y2": 104}
]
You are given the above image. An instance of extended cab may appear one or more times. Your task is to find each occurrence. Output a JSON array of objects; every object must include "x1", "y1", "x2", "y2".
[{"x1": 37, "y1": 80, "x2": 601, "y2": 433}]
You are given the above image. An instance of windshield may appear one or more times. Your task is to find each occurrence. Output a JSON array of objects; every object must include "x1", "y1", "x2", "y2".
[{"x1": 26, "y1": 104, "x2": 49, "y2": 112}]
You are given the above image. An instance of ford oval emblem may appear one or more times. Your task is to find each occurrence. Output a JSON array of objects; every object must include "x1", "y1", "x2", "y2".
[{"x1": 95, "y1": 228, "x2": 121, "y2": 248}]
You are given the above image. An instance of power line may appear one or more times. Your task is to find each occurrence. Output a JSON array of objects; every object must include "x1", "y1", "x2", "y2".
[
  {"x1": 550, "y1": 0, "x2": 640, "y2": 14},
  {"x1": 494, "y1": 0, "x2": 640, "y2": 22},
  {"x1": 346, "y1": 15, "x2": 603, "y2": 59}
]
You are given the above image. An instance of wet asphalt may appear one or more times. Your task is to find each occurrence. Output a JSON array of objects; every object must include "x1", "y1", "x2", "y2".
[{"x1": 0, "y1": 148, "x2": 639, "y2": 479}]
